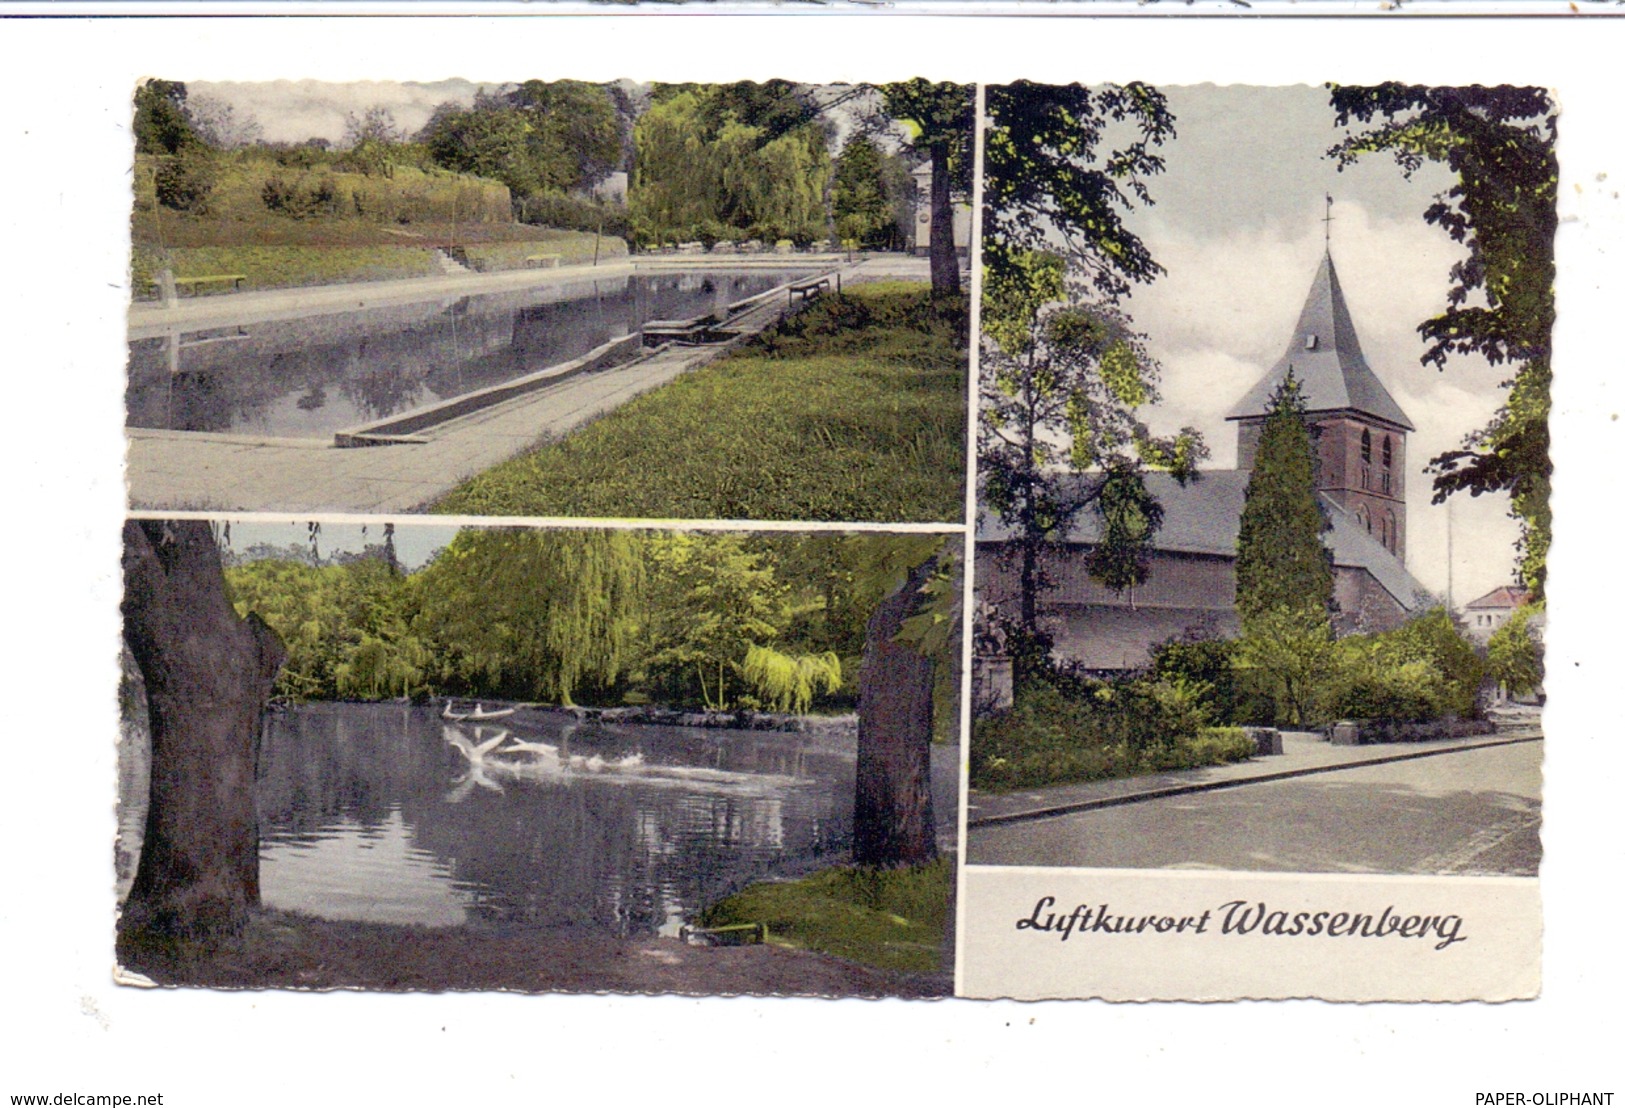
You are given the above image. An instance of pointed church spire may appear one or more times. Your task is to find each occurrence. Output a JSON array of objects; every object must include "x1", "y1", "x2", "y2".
[{"x1": 1226, "y1": 252, "x2": 1414, "y2": 431}]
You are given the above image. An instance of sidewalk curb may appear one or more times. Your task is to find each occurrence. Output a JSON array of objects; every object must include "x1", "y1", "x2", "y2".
[{"x1": 965, "y1": 733, "x2": 1544, "y2": 830}]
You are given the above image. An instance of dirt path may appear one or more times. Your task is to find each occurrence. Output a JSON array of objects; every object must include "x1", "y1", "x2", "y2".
[{"x1": 117, "y1": 912, "x2": 952, "y2": 999}]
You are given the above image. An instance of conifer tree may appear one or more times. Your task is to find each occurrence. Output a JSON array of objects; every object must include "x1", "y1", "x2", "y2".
[
  {"x1": 1235, "y1": 372, "x2": 1334, "y2": 626},
  {"x1": 1234, "y1": 373, "x2": 1337, "y2": 725}
]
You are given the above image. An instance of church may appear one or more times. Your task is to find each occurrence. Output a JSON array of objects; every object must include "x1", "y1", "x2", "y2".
[{"x1": 977, "y1": 251, "x2": 1431, "y2": 672}]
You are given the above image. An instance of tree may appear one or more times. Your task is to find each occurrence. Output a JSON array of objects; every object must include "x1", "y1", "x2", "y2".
[
  {"x1": 121, "y1": 520, "x2": 285, "y2": 938},
  {"x1": 413, "y1": 529, "x2": 644, "y2": 705},
  {"x1": 1329, "y1": 85, "x2": 1556, "y2": 599},
  {"x1": 852, "y1": 543, "x2": 960, "y2": 868},
  {"x1": 187, "y1": 94, "x2": 264, "y2": 150},
  {"x1": 983, "y1": 82, "x2": 1176, "y2": 300},
  {"x1": 1233, "y1": 375, "x2": 1336, "y2": 726},
  {"x1": 422, "y1": 82, "x2": 623, "y2": 199},
  {"x1": 1234, "y1": 373, "x2": 1334, "y2": 626},
  {"x1": 1487, "y1": 604, "x2": 1544, "y2": 698},
  {"x1": 980, "y1": 247, "x2": 1204, "y2": 637},
  {"x1": 508, "y1": 79, "x2": 624, "y2": 191},
  {"x1": 878, "y1": 80, "x2": 974, "y2": 296},
  {"x1": 133, "y1": 79, "x2": 196, "y2": 156},
  {"x1": 832, "y1": 135, "x2": 902, "y2": 249},
  {"x1": 630, "y1": 84, "x2": 832, "y2": 246},
  {"x1": 643, "y1": 532, "x2": 783, "y2": 710},
  {"x1": 340, "y1": 104, "x2": 405, "y2": 177}
]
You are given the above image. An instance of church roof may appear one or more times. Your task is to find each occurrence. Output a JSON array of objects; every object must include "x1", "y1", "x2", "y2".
[
  {"x1": 1225, "y1": 254, "x2": 1415, "y2": 431},
  {"x1": 977, "y1": 469, "x2": 1429, "y2": 612}
]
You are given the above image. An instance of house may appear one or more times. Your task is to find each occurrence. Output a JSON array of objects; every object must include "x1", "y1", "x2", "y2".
[
  {"x1": 1462, "y1": 585, "x2": 1535, "y2": 646},
  {"x1": 909, "y1": 161, "x2": 973, "y2": 258},
  {"x1": 976, "y1": 252, "x2": 1431, "y2": 672}
]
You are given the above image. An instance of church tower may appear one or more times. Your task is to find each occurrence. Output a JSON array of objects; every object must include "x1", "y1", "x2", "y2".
[{"x1": 1227, "y1": 253, "x2": 1415, "y2": 561}]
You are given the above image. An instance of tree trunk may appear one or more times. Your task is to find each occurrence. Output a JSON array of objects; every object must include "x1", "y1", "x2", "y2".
[
  {"x1": 121, "y1": 520, "x2": 285, "y2": 938},
  {"x1": 853, "y1": 558, "x2": 938, "y2": 868},
  {"x1": 927, "y1": 142, "x2": 960, "y2": 297}
]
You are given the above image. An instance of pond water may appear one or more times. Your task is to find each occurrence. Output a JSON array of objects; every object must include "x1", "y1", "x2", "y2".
[
  {"x1": 126, "y1": 271, "x2": 805, "y2": 439},
  {"x1": 120, "y1": 702, "x2": 956, "y2": 936}
]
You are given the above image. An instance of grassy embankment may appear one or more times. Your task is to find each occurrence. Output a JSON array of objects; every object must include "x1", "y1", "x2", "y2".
[
  {"x1": 132, "y1": 153, "x2": 625, "y2": 294},
  {"x1": 971, "y1": 684, "x2": 1257, "y2": 792},
  {"x1": 433, "y1": 282, "x2": 967, "y2": 523},
  {"x1": 695, "y1": 858, "x2": 953, "y2": 976}
]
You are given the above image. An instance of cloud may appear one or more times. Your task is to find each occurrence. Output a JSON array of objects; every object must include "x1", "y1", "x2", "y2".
[{"x1": 190, "y1": 79, "x2": 486, "y2": 144}]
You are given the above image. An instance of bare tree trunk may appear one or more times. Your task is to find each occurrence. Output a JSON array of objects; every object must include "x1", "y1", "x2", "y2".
[
  {"x1": 927, "y1": 142, "x2": 960, "y2": 298},
  {"x1": 853, "y1": 558, "x2": 938, "y2": 868},
  {"x1": 121, "y1": 520, "x2": 285, "y2": 938}
]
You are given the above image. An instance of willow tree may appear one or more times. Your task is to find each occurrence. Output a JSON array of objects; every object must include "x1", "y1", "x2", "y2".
[
  {"x1": 630, "y1": 84, "x2": 832, "y2": 246},
  {"x1": 413, "y1": 529, "x2": 644, "y2": 706},
  {"x1": 121, "y1": 520, "x2": 286, "y2": 939},
  {"x1": 1329, "y1": 84, "x2": 1557, "y2": 599}
]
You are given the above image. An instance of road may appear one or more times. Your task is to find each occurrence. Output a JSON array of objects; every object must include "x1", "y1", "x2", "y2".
[{"x1": 967, "y1": 739, "x2": 1542, "y2": 876}]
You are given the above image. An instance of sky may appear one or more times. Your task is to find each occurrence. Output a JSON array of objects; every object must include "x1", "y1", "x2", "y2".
[
  {"x1": 224, "y1": 520, "x2": 456, "y2": 571},
  {"x1": 1105, "y1": 84, "x2": 1524, "y2": 604},
  {"x1": 191, "y1": 78, "x2": 487, "y2": 144}
]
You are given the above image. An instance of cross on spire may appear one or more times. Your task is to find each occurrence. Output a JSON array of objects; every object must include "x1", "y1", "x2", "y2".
[{"x1": 1322, "y1": 194, "x2": 1335, "y2": 253}]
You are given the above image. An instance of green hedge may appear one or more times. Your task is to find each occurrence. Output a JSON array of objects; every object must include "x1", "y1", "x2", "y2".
[{"x1": 969, "y1": 683, "x2": 1256, "y2": 792}]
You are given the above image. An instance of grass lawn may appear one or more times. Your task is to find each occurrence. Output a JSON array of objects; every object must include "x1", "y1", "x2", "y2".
[
  {"x1": 432, "y1": 282, "x2": 967, "y2": 522},
  {"x1": 694, "y1": 857, "x2": 953, "y2": 976},
  {"x1": 131, "y1": 153, "x2": 627, "y2": 294}
]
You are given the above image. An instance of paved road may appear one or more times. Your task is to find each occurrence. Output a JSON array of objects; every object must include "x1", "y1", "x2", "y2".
[{"x1": 967, "y1": 739, "x2": 1542, "y2": 876}]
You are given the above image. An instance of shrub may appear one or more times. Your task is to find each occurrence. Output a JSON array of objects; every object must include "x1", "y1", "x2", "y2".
[
  {"x1": 1327, "y1": 607, "x2": 1485, "y2": 723},
  {"x1": 261, "y1": 174, "x2": 338, "y2": 219},
  {"x1": 1148, "y1": 636, "x2": 1241, "y2": 724},
  {"x1": 154, "y1": 147, "x2": 219, "y2": 213},
  {"x1": 1487, "y1": 605, "x2": 1544, "y2": 697},
  {"x1": 1332, "y1": 652, "x2": 1448, "y2": 722},
  {"x1": 519, "y1": 192, "x2": 632, "y2": 240}
]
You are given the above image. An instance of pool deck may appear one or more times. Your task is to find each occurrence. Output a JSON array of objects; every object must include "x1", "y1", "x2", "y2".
[{"x1": 127, "y1": 254, "x2": 932, "y2": 515}]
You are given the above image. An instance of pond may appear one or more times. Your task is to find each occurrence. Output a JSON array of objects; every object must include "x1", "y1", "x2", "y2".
[
  {"x1": 119, "y1": 702, "x2": 959, "y2": 938},
  {"x1": 126, "y1": 270, "x2": 807, "y2": 439}
]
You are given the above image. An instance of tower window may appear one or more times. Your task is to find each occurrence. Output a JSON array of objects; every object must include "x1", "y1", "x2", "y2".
[
  {"x1": 1382, "y1": 472, "x2": 1391, "y2": 494},
  {"x1": 1361, "y1": 428, "x2": 1372, "y2": 462},
  {"x1": 1361, "y1": 466, "x2": 1370, "y2": 490},
  {"x1": 1382, "y1": 435, "x2": 1393, "y2": 469}
]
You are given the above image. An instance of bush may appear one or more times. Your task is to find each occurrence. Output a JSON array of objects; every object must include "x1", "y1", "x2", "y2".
[
  {"x1": 1148, "y1": 636, "x2": 1242, "y2": 724},
  {"x1": 1487, "y1": 605, "x2": 1544, "y2": 697},
  {"x1": 969, "y1": 675, "x2": 1243, "y2": 792},
  {"x1": 518, "y1": 192, "x2": 632, "y2": 240},
  {"x1": 261, "y1": 174, "x2": 338, "y2": 219},
  {"x1": 1331, "y1": 653, "x2": 1448, "y2": 722},
  {"x1": 154, "y1": 147, "x2": 219, "y2": 213},
  {"x1": 1327, "y1": 607, "x2": 1485, "y2": 723}
]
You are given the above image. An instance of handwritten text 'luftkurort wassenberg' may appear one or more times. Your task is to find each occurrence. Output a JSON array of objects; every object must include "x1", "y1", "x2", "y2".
[{"x1": 1016, "y1": 896, "x2": 1469, "y2": 951}]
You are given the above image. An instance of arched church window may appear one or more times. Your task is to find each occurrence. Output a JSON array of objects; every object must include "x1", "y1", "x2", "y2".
[
  {"x1": 1382, "y1": 435, "x2": 1393, "y2": 468},
  {"x1": 1357, "y1": 505, "x2": 1370, "y2": 533},
  {"x1": 1361, "y1": 428, "x2": 1372, "y2": 462},
  {"x1": 1384, "y1": 511, "x2": 1397, "y2": 553}
]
